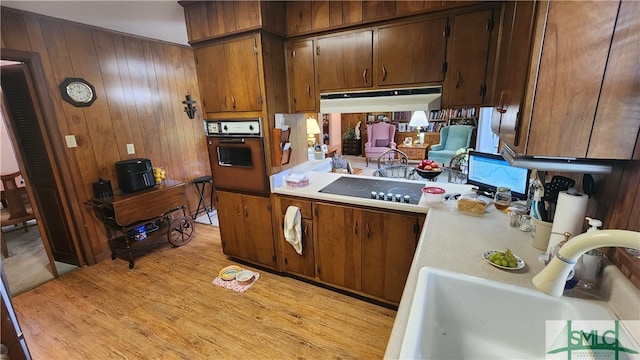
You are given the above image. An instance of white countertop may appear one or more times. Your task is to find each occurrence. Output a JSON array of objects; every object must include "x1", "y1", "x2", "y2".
[{"x1": 272, "y1": 170, "x2": 474, "y2": 214}]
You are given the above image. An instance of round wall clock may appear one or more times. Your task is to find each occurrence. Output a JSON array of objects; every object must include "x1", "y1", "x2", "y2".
[{"x1": 59, "y1": 77, "x2": 96, "y2": 107}]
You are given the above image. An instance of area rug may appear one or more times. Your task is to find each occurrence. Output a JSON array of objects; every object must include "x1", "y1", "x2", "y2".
[{"x1": 212, "y1": 272, "x2": 260, "y2": 293}]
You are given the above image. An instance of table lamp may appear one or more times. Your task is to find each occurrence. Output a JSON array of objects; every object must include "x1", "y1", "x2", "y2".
[
  {"x1": 409, "y1": 110, "x2": 429, "y2": 145},
  {"x1": 306, "y1": 117, "x2": 321, "y2": 148}
]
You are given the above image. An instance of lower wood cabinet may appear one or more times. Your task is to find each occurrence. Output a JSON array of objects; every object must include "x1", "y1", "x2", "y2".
[
  {"x1": 361, "y1": 210, "x2": 424, "y2": 303},
  {"x1": 216, "y1": 190, "x2": 277, "y2": 269},
  {"x1": 278, "y1": 196, "x2": 315, "y2": 278},
  {"x1": 302, "y1": 200, "x2": 424, "y2": 303}
]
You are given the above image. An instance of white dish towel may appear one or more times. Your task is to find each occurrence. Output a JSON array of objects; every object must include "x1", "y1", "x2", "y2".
[{"x1": 284, "y1": 206, "x2": 302, "y2": 255}]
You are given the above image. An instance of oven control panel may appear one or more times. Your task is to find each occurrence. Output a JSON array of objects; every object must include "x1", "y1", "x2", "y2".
[{"x1": 205, "y1": 119, "x2": 262, "y2": 137}]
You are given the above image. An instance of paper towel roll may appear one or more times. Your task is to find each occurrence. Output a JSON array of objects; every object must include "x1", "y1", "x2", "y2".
[{"x1": 546, "y1": 190, "x2": 588, "y2": 255}]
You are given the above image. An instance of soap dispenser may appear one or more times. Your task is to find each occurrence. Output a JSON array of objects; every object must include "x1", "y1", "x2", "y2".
[{"x1": 574, "y1": 217, "x2": 604, "y2": 289}]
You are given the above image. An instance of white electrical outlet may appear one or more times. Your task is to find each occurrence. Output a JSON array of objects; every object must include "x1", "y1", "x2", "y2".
[
  {"x1": 65, "y1": 135, "x2": 78, "y2": 148},
  {"x1": 126, "y1": 144, "x2": 135, "y2": 154}
]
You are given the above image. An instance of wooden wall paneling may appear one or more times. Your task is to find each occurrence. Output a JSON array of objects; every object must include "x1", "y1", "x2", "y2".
[
  {"x1": 609, "y1": 161, "x2": 640, "y2": 230},
  {"x1": 0, "y1": 10, "x2": 31, "y2": 51},
  {"x1": 185, "y1": 2, "x2": 210, "y2": 42},
  {"x1": 342, "y1": 1, "x2": 363, "y2": 25},
  {"x1": 395, "y1": 1, "x2": 425, "y2": 15},
  {"x1": 112, "y1": 34, "x2": 146, "y2": 170},
  {"x1": 329, "y1": 1, "x2": 344, "y2": 27},
  {"x1": 234, "y1": 1, "x2": 261, "y2": 30},
  {"x1": 93, "y1": 31, "x2": 137, "y2": 161},
  {"x1": 363, "y1": 1, "x2": 395, "y2": 21},
  {"x1": 216, "y1": 1, "x2": 237, "y2": 35},
  {"x1": 312, "y1": 1, "x2": 330, "y2": 30},
  {"x1": 62, "y1": 23, "x2": 120, "y2": 186},
  {"x1": 627, "y1": 163, "x2": 640, "y2": 232},
  {"x1": 149, "y1": 42, "x2": 181, "y2": 181},
  {"x1": 287, "y1": 1, "x2": 312, "y2": 35},
  {"x1": 201, "y1": 2, "x2": 219, "y2": 38},
  {"x1": 181, "y1": 47, "x2": 210, "y2": 180}
]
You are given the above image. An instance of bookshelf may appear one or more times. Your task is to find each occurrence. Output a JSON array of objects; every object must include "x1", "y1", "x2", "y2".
[{"x1": 429, "y1": 107, "x2": 478, "y2": 129}]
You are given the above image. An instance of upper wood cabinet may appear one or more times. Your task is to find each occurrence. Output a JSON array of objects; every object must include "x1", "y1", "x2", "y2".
[
  {"x1": 499, "y1": 0, "x2": 639, "y2": 160},
  {"x1": 286, "y1": 39, "x2": 317, "y2": 112},
  {"x1": 195, "y1": 34, "x2": 263, "y2": 114},
  {"x1": 316, "y1": 30, "x2": 374, "y2": 91},
  {"x1": 443, "y1": 7, "x2": 498, "y2": 107},
  {"x1": 491, "y1": 1, "x2": 537, "y2": 147},
  {"x1": 182, "y1": 1, "x2": 285, "y2": 44},
  {"x1": 377, "y1": 17, "x2": 448, "y2": 86}
]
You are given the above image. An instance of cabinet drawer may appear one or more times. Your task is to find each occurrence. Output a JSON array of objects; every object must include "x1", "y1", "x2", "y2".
[{"x1": 280, "y1": 197, "x2": 313, "y2": 219}]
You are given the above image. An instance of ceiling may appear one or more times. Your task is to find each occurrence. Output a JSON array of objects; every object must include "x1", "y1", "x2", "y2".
[{"x1": 2, "y1": 1, "x2": 189, "y2": 46}]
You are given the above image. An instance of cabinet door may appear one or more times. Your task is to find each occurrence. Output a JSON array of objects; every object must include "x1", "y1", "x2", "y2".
[
  {"x1": 282, "y1": 218, "x2": 315, "y2": 277},
  {"x1": 445, "y1": 8, "x2": 494, "y2": 106},
  {"x1": 527, "y1": 2, "x2": 618, "y2": 157},
  {"x1": 317, "y1": 30, "x2": 373, "y2": 91},
  {"x1": 588, "y1": 0, "x2": 640, "y2": 159},
  {"x1": 195, "y1": 44, "x2": 229, "y2": 113},
  {"x1": 314, "y1": 202, "x2": 362, "y2": 291},
  {"x1": 491, "y1": 1, "x2": 536, "y2": 147},
  {"x1": 361, "y1": 210, "x2": 421, "y2": 303},
  {"x1": 288, "y1": 39, "x2": 317, "y2": 112},
  {"x1": 286, "y1": 1, "x2": 312, "y2": 35},
  {"x1": 242, "y1": 194, "x2": 276, "y2": 268},
  {"x1": 377, "y1": 17, "x2": 448, "y2": 85},
  {"x1": 215, "y1": 191, "x2": 248, "y2": 259},
  {"x1": 225, "y1": 35, "x2": 263, "y2": 112}
]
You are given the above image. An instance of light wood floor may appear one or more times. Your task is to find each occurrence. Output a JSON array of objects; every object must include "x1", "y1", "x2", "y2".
[{"x1": 11, "y1": 223, "x2": 396, "y2": 359}]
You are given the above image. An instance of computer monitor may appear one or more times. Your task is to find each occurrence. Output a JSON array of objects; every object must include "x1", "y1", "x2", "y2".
[{"x1": 467, "y1": 150, "x2": 531, "y2": 200}]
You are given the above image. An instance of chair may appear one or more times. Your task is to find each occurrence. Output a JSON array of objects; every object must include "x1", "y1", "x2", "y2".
[
  {"x1": 427, "y1": 125, "x2": 475, "y2": 167},
  {"x1": 1, "y1": 171, "x2": 36, "y2": 258},
  {"x1": 191, "y1": 175, "x2": 214, "y2": 224},
  {"x1": 364, "y1": 122, "x2": 396, "y2": 166},
  {"x1": 373, "y1": 149, "x2": 416, "y2": 179}
]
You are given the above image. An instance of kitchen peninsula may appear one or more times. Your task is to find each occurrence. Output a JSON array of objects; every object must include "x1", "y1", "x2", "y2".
[{"x1": 271, "y1": 165, "x2": 640, "y2": 358}]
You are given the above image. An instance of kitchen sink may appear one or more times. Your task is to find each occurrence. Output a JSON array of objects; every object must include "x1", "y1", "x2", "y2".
[{"x1": 399, "y1": 267, "x2": 621, "y2": 359}]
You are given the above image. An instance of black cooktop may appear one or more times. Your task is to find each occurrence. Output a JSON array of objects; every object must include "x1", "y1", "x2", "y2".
[{"x1": 319, "y1": 177, "x2": 424, "y2": 205}]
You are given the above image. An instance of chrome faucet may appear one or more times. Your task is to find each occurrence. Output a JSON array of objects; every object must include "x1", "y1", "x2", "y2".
[{"x1": 532, "y1": 229, "x2": 640, "y2": 297}]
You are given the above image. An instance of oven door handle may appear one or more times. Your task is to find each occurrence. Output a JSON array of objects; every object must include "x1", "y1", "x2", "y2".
[{"x1": 217, "y1": 138, "x2": 246, "y2": 144}]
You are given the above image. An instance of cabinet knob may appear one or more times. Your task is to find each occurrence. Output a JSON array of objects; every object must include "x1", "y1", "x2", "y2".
[
  {"x1": 362, "y1": 68, "x2": 368, "y2": 84},
  {"x1": 382, "y1": 66, "x2": 387, "y2": 82},
  {"x1": 455, "y1": 72, "x2": 462, "y2": 89},
  {"x1": 306, "y1": 85, "x2": 311, "y2": 98}
]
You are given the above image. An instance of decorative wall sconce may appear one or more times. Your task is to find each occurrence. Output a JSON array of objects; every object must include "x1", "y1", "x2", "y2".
[{"x1": 183, "y1": 95, "x2": 197, "y2": 119}]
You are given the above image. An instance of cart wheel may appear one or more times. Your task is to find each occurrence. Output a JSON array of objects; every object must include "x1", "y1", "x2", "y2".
[
  {"x1": 167, "y1": 216, "x2": 195, "y2": 247},
  {"x1": 129, "y1": 260, "x2": 135, "y2": 269}
]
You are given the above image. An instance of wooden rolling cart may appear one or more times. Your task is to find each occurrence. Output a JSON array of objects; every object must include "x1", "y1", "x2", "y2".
[{"x1": 86, "y1": 180, "x2": 195, "y2": 269}]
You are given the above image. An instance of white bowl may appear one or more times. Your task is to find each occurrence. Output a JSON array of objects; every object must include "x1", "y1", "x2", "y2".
[{"x1": 235, "y1": 270, "x2": 254, "y2": 284}]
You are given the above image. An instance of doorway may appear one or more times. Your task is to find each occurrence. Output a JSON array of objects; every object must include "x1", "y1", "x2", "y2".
[{"x1": 1, "y1": 57, "x2": 81, "y2": 295}]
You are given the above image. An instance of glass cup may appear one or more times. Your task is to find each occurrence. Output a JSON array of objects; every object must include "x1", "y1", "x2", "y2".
[{"x1": 519, "y1": 214, "x2": 532, "y2": 232}]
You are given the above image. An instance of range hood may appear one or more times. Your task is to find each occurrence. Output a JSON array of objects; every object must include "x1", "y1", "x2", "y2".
[
  {"x1": 501, "y1": 144, "x2": 613, "y2": 174},
  {"x1": 320, "y1": 86, "x2": 441, "y2": 114}
]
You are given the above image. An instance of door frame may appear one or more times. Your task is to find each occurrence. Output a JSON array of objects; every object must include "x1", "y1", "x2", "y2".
[{"x1": 1, "y1": 48, "x2": 94, "y2": 267}]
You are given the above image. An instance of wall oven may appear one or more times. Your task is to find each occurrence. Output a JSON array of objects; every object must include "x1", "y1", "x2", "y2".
[{"x1": 206, "y1": 119, "x2": 269, "y2": 195}]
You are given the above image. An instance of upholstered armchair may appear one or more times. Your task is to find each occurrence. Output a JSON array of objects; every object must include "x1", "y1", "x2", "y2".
[
  {"x1": 364, "y1": 122, "x2": 396, "y2": 166},
  {"x1": 427, "y1": 125, "x2": 475, "y2": 167}
]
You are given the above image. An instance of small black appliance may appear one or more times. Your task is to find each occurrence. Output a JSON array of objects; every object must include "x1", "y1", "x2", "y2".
[
  {"x1": 115, "y1": 158, "x2": 156, "y2": 193},
  {"x1": 92, "y1": 177, "x2": 113, "y2": 199}
]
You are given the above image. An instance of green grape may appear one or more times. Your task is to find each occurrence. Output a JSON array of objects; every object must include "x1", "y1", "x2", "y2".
[
  {"x1": 501, "y1": 260, "x2": 509, "y2": 267},
  {"x1": 492, "y1": 259, "x2": 502, "y2": 265},
  {"x1": 509, "y1": 261, "x2": 517, "y2": 268}
]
